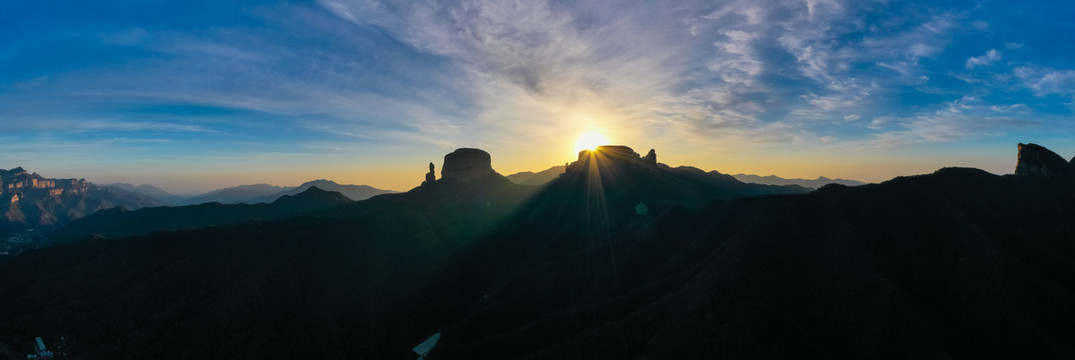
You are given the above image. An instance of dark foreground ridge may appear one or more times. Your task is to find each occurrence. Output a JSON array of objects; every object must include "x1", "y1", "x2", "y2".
[
  {"x1": 47, "y1": 186, "x2": 354, "y2": 245},
  {"x1": 0, "y1": 145, "x2": 1073, "y2": 358}
]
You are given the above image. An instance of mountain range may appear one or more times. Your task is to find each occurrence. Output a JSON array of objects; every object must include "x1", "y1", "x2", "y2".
[
  {"x1": 1, "y1": 168, "x2": 164, "y2": 256},
  {"x1": 112, "y1": 179, "x2": 396, "y2": 206},
  {"x1": 506, "y1": 165, "x2": 867, "y2": 190},
  {"x1": 730, "y1": 173, "x2": 866, "y2": 189},
  {"x1": 0, "y1": 144, "x2": 1072, "y2": 358},
  {"x1": 3, "y1": 171, "x2": 394, "y2": 257},
  {"x1": 47, "y1": 186, "x2": 354, "y2": 245}
]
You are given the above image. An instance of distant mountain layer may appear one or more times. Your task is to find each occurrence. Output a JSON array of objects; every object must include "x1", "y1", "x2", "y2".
[
  {"x1": 732, "y1": 173, "x2": 866, "y2": 189},
  {"x1": 104, "y1": 180, "x2": 397, "y2": 206},
  {"x1": 101, "y1": 183, "x2": 187, "y2": 205},
  {"x1": 181, "y1": 180, "x2": 395, "y2": 205},
  {"x1": 182, "y1": 183, "x2": 289, "y2": 205},
  {"x1": 247, "y1": 179, "x2": 396, "y2": 204},
  {"x1": 506, "y1": 165, "x2": 566, "y2": 185}
]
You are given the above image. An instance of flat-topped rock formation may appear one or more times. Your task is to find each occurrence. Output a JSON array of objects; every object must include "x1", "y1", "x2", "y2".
[
  {"x1": 441, "y1": 148, "x2": 498, "y2": 183},
  {"x1": 565, "y1": 145, "x2": 659, "y2": 174}
]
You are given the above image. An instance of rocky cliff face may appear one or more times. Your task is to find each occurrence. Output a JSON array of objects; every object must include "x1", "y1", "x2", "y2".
[
  {"x1": 1014, "y1": 143, "x2": 1073, "y2": 177},
  {"x1": 1, "y1": 167, "x2": 165, "y2": 255},
  {"x1": 440, "y1": 148, "x2": 497, "y2": 183}
]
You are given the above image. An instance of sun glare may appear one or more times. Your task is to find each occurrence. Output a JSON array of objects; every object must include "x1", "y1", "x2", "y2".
[{"x1": 574, "y1": 131, "x2": 610, "y2": 153}]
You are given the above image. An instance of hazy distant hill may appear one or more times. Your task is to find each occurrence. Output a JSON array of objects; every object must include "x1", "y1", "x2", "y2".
[
  {"x1": 732, "y1": 173, "x2": 866, "y2": 189},
  {"x1": 101, "y1": 182, "x2": 185, "y2": 205},
  {"x1": 182, "y1": 180, "x2": 395, "y2": 205},
  {"x1": 248, "y1": 179, "x2": 396, "y2": 204},
  {"x1": 506, "y1": 165, "x2": 566, "y2": 185},
  {"x1": 1, "y1": 145, "x2": 1072, "y2": 358},
  {"x1": 182, "y1": 183, "x2": 289, "y2": 204}
]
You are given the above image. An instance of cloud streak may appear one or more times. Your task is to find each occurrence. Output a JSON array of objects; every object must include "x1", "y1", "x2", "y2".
[{"x1": 966, "y1": 49, "x2": 1001, "y2": 69}]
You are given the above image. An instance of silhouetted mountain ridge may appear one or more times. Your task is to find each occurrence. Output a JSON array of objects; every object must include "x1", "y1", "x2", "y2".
[
  {"x1": 435, "y1": 164, "x2": 1075, "y2": 359},
  {"x1": 48, "y1": 186, "x2": 352, "y2": 245},
  {"x1": 1, "y1": 144, "x2": 1073, "y2": 358},
  {"x1": 180, "y1": 180, "x2": 395, "y2": 205},
  {"x1": 250, "y1": 179, "x2": 395, "y2": 204}
]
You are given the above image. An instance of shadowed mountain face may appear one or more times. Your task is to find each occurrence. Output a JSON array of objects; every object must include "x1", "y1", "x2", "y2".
[
  {"x1": 1, "y1": 168, "x2": 163, "y2": 227},
  {"x1": 1016, "y1": 143, "x2": 1075, "y2": 178},
  {"x1": 1, "y1": 168, "x2": 164, "y2": 256},
  {"x1": 1, "y1": 146, "x2": 1074, "y2": 358}
]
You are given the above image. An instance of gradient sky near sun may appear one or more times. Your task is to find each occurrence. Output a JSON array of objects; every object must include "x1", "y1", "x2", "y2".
[{"x1": 2, "y1": 0, "x2": 1075, "y2": 194}]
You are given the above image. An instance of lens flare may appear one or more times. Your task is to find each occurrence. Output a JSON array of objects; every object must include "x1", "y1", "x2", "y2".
[{"x1": 574, "y1": 131, "x2": 610, "y2": 153}]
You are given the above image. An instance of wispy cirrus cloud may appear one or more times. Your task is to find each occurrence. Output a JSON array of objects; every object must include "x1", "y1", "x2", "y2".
[
  {"x1": 309, "y1": 0, "x2": 1075, "y2": 165},
  {"x1": 966, "y1": 49, "x2": 1001, "y2": 69},
  {"x1": 850, "y1": 96, "x2": 1041, "y2": 148},
  {"x1": 1014, "y1": 66, "x2": 1075, "y2": 97}
]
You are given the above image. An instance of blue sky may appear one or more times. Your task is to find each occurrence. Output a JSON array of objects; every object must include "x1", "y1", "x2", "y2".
[{"x1": 2, "y1": 0, "x2": 1074, "y2": 193}]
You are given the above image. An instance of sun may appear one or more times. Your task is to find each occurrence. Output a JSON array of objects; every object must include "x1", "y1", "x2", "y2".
[{"x1": 574, "y1": 131, "x2": 610, "y2": 153}]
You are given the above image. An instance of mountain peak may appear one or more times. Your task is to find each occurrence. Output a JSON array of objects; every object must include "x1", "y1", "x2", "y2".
[
  {"x1": 440, "y1": 148, "x2": 498, "y2": 183},
  {"x1": 1015, "y1": 143, "x2": 1072, "y2": 177},
  {"x1": 271, "y1": 185, "x2": 351, "y2": 206},
  {"x1": 298, "y1": 179, "x2": 341, "y2": 188},
  {"x1": 302, "y1": 185, "x2": 327, "y2": 193}
]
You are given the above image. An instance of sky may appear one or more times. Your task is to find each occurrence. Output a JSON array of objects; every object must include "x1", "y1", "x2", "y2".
[{"x1": 2, "y1": 0, "x2": 1074, "y2": 194}]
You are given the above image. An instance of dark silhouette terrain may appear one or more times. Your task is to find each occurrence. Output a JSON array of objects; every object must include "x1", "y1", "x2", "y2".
[
  {"x1": 0, "y1": 145, "x2": 1073, "y2": 358},
  {"x1": 47, "y1": 186, "x2": 353, "y2": 245}
]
